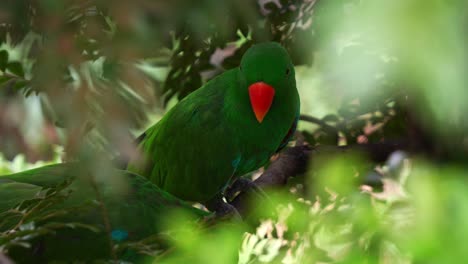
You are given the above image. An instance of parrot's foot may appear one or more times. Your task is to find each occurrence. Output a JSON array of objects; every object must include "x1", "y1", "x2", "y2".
[
  {"x1": 205, "y1": 194, "x2": 242, "y2": 221},
  {"x1": 225, "y1": 178, "x2": 268, "y2": 202}
]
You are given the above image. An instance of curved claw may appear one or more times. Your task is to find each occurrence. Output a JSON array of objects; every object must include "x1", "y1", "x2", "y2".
[{"x1": 204, "y1": 194, "x2": 242, "y2": 221}]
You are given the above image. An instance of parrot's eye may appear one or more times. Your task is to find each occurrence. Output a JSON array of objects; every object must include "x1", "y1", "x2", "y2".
[{"x1": 285, "y1": 68, "x2": 290, "y2": 75}]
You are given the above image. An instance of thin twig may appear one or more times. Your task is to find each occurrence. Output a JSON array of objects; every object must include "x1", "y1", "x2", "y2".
[{"x1": 299, "y1": 114, "x2": 339, "y2": 135}]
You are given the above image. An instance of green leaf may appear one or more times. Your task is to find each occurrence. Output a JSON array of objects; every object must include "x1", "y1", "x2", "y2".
[
  {"x1": 14, "y1": 80, "x2": 28, "y2": 91},
  {"x1": 0, "y1": 75, "x2": 13, "y2": 87},
  {"x1": 7, "y1": 62, "x2": 25, "y2": 78},
  {"x1": 0, "y1": 50, "x2": 8, "y2": 71}
]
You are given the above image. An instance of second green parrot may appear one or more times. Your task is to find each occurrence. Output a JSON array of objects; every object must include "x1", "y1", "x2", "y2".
[{"x1": 0, "y1": 163, "x2": 208, "y2": 262}]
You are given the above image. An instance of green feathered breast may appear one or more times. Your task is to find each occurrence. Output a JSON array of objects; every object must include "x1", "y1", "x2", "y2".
[{"x1": 128, "y1": 42, "x2": 300, "y2": 203}]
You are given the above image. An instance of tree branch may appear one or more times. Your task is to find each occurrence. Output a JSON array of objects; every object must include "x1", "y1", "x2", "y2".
[
  {"x1": 299, "y1": 114, "x2": 338, "y2": 135},
  {"x1": 230, "y1": 140, "x2": 410, "y2": 215}
]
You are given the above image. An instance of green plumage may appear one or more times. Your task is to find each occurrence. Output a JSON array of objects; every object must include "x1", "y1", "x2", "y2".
[
  {"x1": 128, "y1": 42, "x2": 300, "y2": 203},
  {"x1": 0, "y1": 163, "x2": 208, "y2": 262}
]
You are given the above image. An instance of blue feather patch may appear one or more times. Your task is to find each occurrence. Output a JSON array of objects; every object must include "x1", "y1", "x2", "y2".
[
  {"x1": 231, "y1": 155, "x2": 241, "y2": 169},
  {"x1": 111, "y1": 229, "x2": 129, "y2": 242}
]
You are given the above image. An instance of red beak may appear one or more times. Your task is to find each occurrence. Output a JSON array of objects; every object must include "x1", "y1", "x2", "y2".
[{"x1": 248, "y1": 82, "x2": 275, "y2": 123}]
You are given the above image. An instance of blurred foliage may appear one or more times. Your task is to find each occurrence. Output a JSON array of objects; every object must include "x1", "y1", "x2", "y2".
[
  {"x1": 303, "y1": 0, "x2": 468, "y2": 160},
  {"x1": 0, "y1": 0, "x2": 320, "y2": 162},
  {"x1": 0, "y1": 145, "x2": 61, "y2": 175},
  {"x1": 0, "y1": 0, "x2": 467, "y2": 263},
  {"x1": 1, "y1": 0, "x2": 464, "y2": 161}
]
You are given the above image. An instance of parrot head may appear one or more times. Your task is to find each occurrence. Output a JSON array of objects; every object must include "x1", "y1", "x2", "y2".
[{"x1": 239, "y1": 42, "x2": 296, "y2": 123}]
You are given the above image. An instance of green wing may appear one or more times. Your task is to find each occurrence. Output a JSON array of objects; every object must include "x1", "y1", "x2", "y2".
[
  {"x1": 128, "y1": 70, "x2": 240, "y2": 203},
  {"x1": 0, "y1": 163, "x2": 77, "y2": 188}
]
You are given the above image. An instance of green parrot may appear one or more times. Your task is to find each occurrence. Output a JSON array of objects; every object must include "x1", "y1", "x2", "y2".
[
  {"x1": 0, "y1": 163, "x2": 208, "y2": 262},
  {"x1": 127, "y1": 42, "x2": 300, "y2": 213}
]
